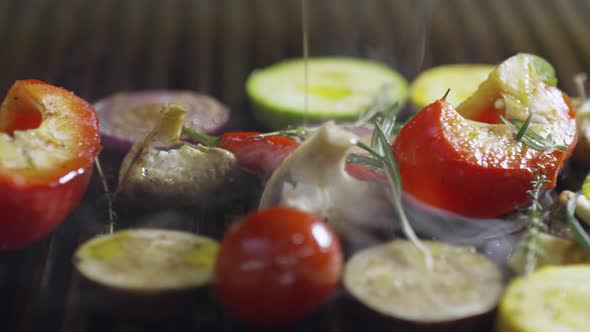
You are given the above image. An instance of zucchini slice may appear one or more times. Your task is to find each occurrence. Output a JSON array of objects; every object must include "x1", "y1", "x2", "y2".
[
  {"x1": 410, "y1": 64, "x2": 494, "y2": 108},
  {"x1": 343, "y1": 240, "x2": 503, "y2": 328},
  {"x1": 497, "y1": 265, "x2": 590, "y2": 332},
  {"x1": 246, "y1": 57, "x2": 408, "y2": 130}
]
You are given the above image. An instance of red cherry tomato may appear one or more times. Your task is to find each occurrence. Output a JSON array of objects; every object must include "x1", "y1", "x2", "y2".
[
  {"x1": 0, "y1": 80, "x2": 101, "y2": 250},
  {"x1": 214, "y1": 207, "x2": 343, "y2": 327},
  {"x1": 218, "y1": 132, "x2": 300, "y2": 175},
  {"x1": 218, "y1": 131, "x2": 381, "y2": 181}
]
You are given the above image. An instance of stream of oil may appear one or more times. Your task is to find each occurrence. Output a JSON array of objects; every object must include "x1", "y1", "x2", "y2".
[{"x1": 301, "y1": 0, "x2": 309, "y2": 126}]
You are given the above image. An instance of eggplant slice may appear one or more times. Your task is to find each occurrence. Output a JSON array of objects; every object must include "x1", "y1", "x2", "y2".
[
  {"x1": 94, "y1": 90, "x2": 229, "y2": 152},
  {"x1": 75, "y1": 228, "x2": 218, "y2": 292},
  {"x1": 343, "y1": 240, "x2": 503, "y2": 330},
  {"x1": 74, "y1": 228, "x2": 219, "y2": 319}
]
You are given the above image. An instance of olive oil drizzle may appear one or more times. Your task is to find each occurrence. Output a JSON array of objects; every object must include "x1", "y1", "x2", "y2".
[
  {"x1": 94, "y1": 157, "x2": 117, "y2": 233},
  {"x1": 301, "y1": 0, "x2": 309, "y2": 125}
]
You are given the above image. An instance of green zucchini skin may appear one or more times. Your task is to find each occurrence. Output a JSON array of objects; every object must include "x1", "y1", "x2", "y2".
[{"x1": 246, "y1": 57, "x2": 408, "y2": 130}]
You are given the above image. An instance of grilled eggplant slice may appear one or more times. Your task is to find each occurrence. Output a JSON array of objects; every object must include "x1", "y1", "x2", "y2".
[
  {"x1": 74, "y1": 228, "x2": 218, "y2": 319},
  {"x1": 343, "y1": 240, "x2": 503, "y2": 331}
]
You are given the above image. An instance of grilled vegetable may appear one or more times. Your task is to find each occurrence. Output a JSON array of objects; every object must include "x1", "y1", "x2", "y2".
[
  {"x1": 343, "y1": 240, "x2": 503, "y2": 331},
  {"x1": 246, "y1": 57, "x2": 408, "y2": 130},
  {"x1": 117, "y1": 104, "x2": 241, "y2": 208},
  {"x1": 410, "y1": 64, "x2": 494, "y2": 108},
  {"x1": 214, "y1": 207, "x2": 343, "y2": 327},
  {"x1": 216, "y1": 131, "x2": 300, "y2": 175},
  {"x1": 393, "y1": 53, "x2": 577, "y2": 218},
  {"x1": 496, "y1": 265, "x2": 590, "y2": 332},
  {"x1": 561, "y1": 171, "x2": 590, "y2": 226},
  {"x1": 0, "y1": 80, "x2": 101, "y2": 250},
  {"x1": 74, "y1": 228, "x2": 218, "y2": 319},
  {"x1": 508, "y1": 232, "x2": 590, "y2": 274},
  {"x1": 259, "y1": 123, "x2": 391, "y2": 251},
  {"x1": 183, "y1": 127, "x2": 378, "y2": 179},
  {"x1": 94, "y1": 90, "x2": 229, "y2": 152}
]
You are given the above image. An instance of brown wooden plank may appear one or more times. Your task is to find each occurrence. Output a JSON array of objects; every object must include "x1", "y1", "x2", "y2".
[
  {"x1": 453, "y1": 0, "x2": 506, "y2": 63},
  {"x1": 1, "y1": 0, "x2": 46, "y2": 84},
  {"x1": 144, "y1": 0, "x2": 181, "y2": 89},
  {"x1": 550, "y1": 0, "x2": 590, "y2": 78},
  {"x1": 360, "y1": 0, "x2": 395, "y2": 65},
  {"x1": 486, "y1": 0, "x2": 540, "y2": 56},
  {"x1": 102, "y1": 0, "x2": 148, "y2": 93},
  {"x1": 428, "y1": 0, "x2": 467, "y2": 65},
  {"x1": 252, "y1": 0, "x2": 287, "y2": 68},
  {"x1": 519, "y1": 0, "x2": 583, "y2": 92},
  {"x1": 220, "y1": 0, "x2": 252, "y2": 129}
]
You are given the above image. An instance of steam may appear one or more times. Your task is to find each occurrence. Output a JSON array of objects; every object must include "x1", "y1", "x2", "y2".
[
  {"x1": 339, "y1": 186, "x2": 523, "y2": 265},
  {"x1": 403, "y1": 194, "x2": 523, "y2": 246}
]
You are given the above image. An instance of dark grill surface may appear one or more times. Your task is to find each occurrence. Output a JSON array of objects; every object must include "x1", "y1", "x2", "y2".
[{"x1": 1, "y1": 1, "x2": 589, "y2": 331}]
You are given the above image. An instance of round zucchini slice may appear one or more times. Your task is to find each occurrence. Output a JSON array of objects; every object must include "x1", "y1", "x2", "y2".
[
  {"x1": 410, "y1": 64, "x2": 494, "y2": 108},
  {"x1": 246, "y1": 57, "x2": 408, "y2": 130},
  {"x1": 343, "y1": 240, "x2": 503, "y2": 330},
  {"x1": 74, "y1": 228, "x2": 219, "y2": 319},
  {"x1": 497, "y1": 265, "x2": 590, "y2": 332}
]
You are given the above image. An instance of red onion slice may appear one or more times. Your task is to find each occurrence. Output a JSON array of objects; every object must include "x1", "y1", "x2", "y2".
[{"x1": 94, "y1": 91, "x2": 230, "y2": 152}]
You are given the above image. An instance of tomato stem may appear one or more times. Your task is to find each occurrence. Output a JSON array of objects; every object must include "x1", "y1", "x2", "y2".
[
  {"x1": 181, "y1": 127, "x2": 220, "y2": 147},
  {"x1": 441, "y1": 88, "x2": 451, "y2": 101}
]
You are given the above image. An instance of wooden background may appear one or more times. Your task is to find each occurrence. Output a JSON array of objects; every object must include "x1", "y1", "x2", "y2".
[{"x1": 1, "y1": 0, "x2": 590, "y2": 331}]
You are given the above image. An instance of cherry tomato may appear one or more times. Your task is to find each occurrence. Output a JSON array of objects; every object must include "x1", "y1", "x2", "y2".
[
  {"x1": 218, "y1": 132, "x2": 300, "y2": 175},
  {"x1": 214, "y1": 207, "x2": 343, "y2": 327},
  {"x1": 0, "y1": 80, "x2": 101, "y2": 250},
  {"x1": 218, "y1": 131, "x2": 381, "y2": 182}
]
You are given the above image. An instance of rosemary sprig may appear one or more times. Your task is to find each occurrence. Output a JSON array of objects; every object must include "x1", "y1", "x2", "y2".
[
  {"x1": 519, "y1": 173, "x2": 549, "y2": 275},
  {"x1": 499, "y1": 111, "x2": 567, "y2": 152},
  {"x1": 250, "y1": 127, "x2": 310, "y2": 140},
  {"x1": 353, "y1": 83, "x2": 396, "y2": 127},
  {"x1": 182, "y1": 127, "x2": 310, "y2": 146},
  {"x1": 94, "y1": 157, "x2": 117, "y2": 234},
  {"x1": 566, "y1": 192, "x2": 590, "y2": 254},
  {"x1": 347, "y1": 153, "x2": 382, "y2": 168},
  {"x1": 356, "y1": 118, "x2": 433, "y2": 268}
]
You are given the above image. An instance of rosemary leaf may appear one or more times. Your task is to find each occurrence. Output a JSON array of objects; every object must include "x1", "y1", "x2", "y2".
[
  {"x1": 515, "y1": 110, "x2": 534, "y2": 142},
  {"x1": 500, "y1": 112, "x2": 567, "y2": 152},
  {"x1": 347, "y1": 153, "x2": 382, "y2": 168},
  {"x1": 357, "y1": 121, "x2": 432, "y2": 268},
  {"x1": 251, "y1": 127, "x2": 310, "y2": 140}
]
